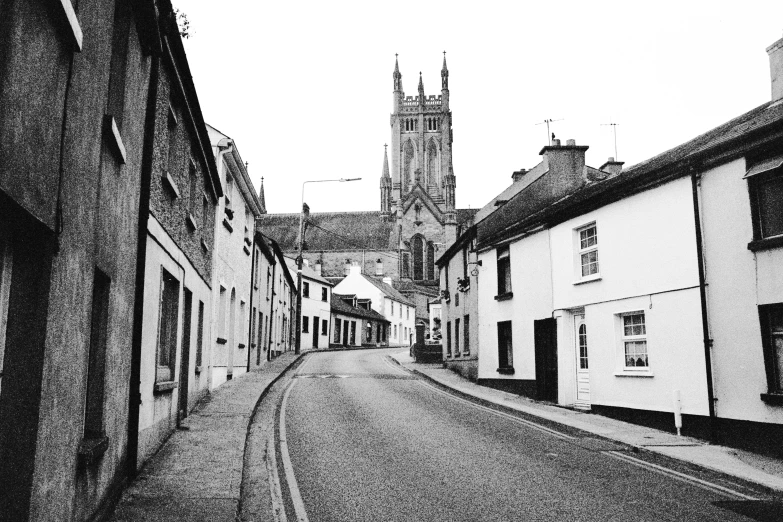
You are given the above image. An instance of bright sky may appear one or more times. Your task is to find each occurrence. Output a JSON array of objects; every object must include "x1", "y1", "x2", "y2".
[{"x1": 180, "y1": 1, "x2": 783, "y2": 214}]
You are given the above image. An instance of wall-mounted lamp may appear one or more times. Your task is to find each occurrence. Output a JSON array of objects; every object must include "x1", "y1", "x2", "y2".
[{"x1": 468, "y1": 259, "x2": 482, "y2": 277}]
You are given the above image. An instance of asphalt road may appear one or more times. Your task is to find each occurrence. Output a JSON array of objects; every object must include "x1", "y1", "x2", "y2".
[{"x1": 272, "y1": 349, "x2": 780, "y2": 522}]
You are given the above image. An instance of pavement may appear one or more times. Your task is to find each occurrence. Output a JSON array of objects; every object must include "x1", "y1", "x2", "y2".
[
  {"x1": 389, "y1": 349, "x2": 783, "y2": 494},
  {"x1": 109, "y1": 351, "x2": 303, "y2": 522}
]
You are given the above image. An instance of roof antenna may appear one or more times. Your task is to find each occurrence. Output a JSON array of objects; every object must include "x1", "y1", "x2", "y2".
[
  {"x1": 535, "y1": 119, "x2": 564, "y2": 145},
  {"x1": 601, "y1": 121, "x2": 620, "y2": 160}
]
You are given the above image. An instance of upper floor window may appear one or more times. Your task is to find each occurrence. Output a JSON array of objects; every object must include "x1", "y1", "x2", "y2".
[
  {"x1": 321, "y1": 287, "x2": 328, "y2": 302},
  {"x1": 577, "y1": 223, "x2": 599, "y2": 278},
  {"x1": 747, "y1": 158, "x2": 783, "y2": 245},
  {"x1": 302, "y1": 281, "x2": 310, "y2": 298},
  {"x1": 496, "y1": 246, "x2": 511, "y2": 297}
]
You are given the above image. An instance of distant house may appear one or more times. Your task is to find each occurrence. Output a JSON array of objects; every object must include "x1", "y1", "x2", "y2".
[
  {"x1": 334, "y1": 265, "x2": 416, "y2": 346},
  {"x1": 436, "y1": 225, "x2": 479, "y2": 381},
  {"x1": 285, "y1": 258, "x2": 333, "y2": 349},
  {"x1": 267, "y1": 238, "x2": 297, "y2": 357},
  {"x1": 206, "y1": 125, "x2": 264, "y2": 387},
  {"x1": 248, "y1": 230, "x2": 277, "y2": 370},
  {"x1": 330, "y1": 294, "x2": 390, "y2": 348}
]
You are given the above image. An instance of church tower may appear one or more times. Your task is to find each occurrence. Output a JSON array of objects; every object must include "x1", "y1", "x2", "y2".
[{"x1": 386, "y1": 54, "x2": 454, "y2": 210}]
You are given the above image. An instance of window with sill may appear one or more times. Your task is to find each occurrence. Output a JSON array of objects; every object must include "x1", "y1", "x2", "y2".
[
  {"x1": 463, "y1": 314, "x2": 470, "y2": 355},
  {"x1": 321, "y1": 319, "x2": 328, "y2": 336},
  {"x1": 760, "y1": 304, "x2": 783, "y2": 400},
  {"x1": 446, "y1": 320, "x2": 452, "y2": 356},
  {"x1": 454, "y1": 318, "x2": 460, "y2": 355},
  {"x1": 747, "y1": 159, "x2": 783, "y2": 247},
  {"x1": 497, "y1": 320, "x2": 513, "y2": 370},
  {"x1": 302, "y1": 316, "x2": 309, "y2": 334},
  {"x1": 497, "y1": 246, "x2": 511, "y2": 296},
  {"x1": 303, "y1": 281, "x2": 309, "y2": 298},
  {"x1": 621, "y1": 311, "x2": 649, "y2": 369},
  {"x1": 321, "y1": 287, "x2": 327, "y2": 301},
  {"x1": 577, "y1": 223, "x2": 599, "y2": 279},
  {"x1": 156, "y1": 268, "x2": 180, "y2": 383}
]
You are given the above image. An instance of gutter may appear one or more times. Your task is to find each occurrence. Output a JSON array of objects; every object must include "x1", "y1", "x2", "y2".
[{"x1": 690, "y1": 170, "x2": 717, "y2": 440}]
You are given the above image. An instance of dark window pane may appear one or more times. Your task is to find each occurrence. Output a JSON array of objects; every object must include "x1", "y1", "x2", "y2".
[{"x1": 758, "y1": 174, "x2": 783, "y2": 238}]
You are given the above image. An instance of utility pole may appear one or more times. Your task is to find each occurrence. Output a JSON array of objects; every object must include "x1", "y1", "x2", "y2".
[
  {"x1": 601, "y1": 121, "x2": 620, "y2": 159},
  {"x1": 295, "y1": 202, "x2": 310, "y2": 355},
  {"x1": 536, "y1": 118, "x2": 564, "y2": 145}
]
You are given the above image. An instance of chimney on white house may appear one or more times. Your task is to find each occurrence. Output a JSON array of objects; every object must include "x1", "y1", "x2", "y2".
[
  {"x1": 599, "y1": 157, "x2": 624, "y2": 176},
  {"x1": 768, "y1": 34, "x2": 783, "y2": 103},
  {"x1": 350, "y1": 264, "x2": 362, "y2": 276},
  {"x1": 511, "y1": 169, "x2": 527, "y2": 183},
  {"x1": 303, "y1": 259, "x2": 309, "y2": 267},
  {"x1": 382, "y1": 276, "x2": 393, "y2": 286}
]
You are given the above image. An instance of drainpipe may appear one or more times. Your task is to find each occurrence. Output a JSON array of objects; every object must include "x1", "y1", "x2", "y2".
[
  {"x1": 127, "y1": 51, "x2": 160, "y2": 478},
  {"x1": 691, "y1": 170, "x2": 716, "y2": 441}
]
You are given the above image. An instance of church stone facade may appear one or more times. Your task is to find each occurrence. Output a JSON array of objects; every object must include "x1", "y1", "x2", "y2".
[{"x1": 258, "y1": 55, "x2": 476, "y2": 322}]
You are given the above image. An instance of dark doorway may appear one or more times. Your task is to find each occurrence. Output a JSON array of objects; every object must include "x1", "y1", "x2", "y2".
[
  {"x1": 534, "y1": 318, "x2": 558, "y2": 402},
  {"x1": 312, "y1": 315, "x2": 319, "y2": 348},
  {"x1": 343, "y1": 322, "x2": 349, "y2": 346},
  {"x1": 178, "y1": 288, "x2": 193, "y2": 424}
]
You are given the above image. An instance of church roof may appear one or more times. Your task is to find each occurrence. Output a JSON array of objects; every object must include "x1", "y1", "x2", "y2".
[
  {"x1": 456, "y1": 208, "x2": 479, "y2": 227},
  {"x1": 257, "y1": 211, "x2": 396, "y2": 252}
]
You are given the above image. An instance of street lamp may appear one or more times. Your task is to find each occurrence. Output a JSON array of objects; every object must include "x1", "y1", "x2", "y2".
[{"x1": 295, "y1": 177, "x2": 361, "y2": 354}]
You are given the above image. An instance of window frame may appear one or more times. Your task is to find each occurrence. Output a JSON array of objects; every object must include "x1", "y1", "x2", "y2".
[
  {"x1": 618, "y1": 311, "x2": 651, "y2": 373},
  {"x1": 748, "y1": 163, "x2": 783, "y2": 249},
  {"x1": 495, "y1": 246, "x2": 512, "y2": 299},
  {"x1": 760, "y1": 303, "x2": 783, "y2": 401},
  {"x1": 155, "y1": 268, "x2": 180, "y2": 385},
  {"x1": 575, "y1": 222, "x2": 601, "y2": 283},
  {"x1": 321, "y1": 287, "x2": 328, "y2": 301},
  {"x1": 463, "y1": 314, "x2": 470, "y2": 356},
  {"x1": 302, "y1": 281, "x2": 310, "y2": 298},
  {"x1": 497, "y1": 320, "x2": 514, "y2": 372}
]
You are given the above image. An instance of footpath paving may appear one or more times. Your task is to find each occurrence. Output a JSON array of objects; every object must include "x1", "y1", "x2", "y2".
[
  {"x1": 389, "y1": 350, "x2": 783, "y2": 494},
  {"x1": 109, "y1": 351, "x2": 303, "y2": 522}
]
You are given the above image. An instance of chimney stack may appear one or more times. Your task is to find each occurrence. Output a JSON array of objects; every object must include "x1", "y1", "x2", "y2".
[
  {"x1": 511, "y1": 169, "x2": 527, "y2": 183},
  {"x1": 382, "y1": 276, "x2": 393, "y2": 286},
  {"x1": 539, "y1": 138, "x2": 589, "y2": 190},
  {"x1": 768, "y1": 34, "x2": 783, "y2": 103},
  {"x1": 599, "y1": 157, "x2": 624, "y2": 176}
]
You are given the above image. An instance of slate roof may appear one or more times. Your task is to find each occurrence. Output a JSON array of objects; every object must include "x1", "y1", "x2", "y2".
[
  {"x1": 362, "y1": 275, "x2": 415, "y2": 306},
  {"x1": 283, "y1": 257, "x2": 333, "y2": 286},
  {"x1": 331, "y1": 294, "x2": 390, "y2": 322},
  {"x1": 393, "y1": 280, "x2": 440, "y2": 297},
  {"x1": 257, "y1": 211, "x2": 395, "y2": 252},
  {"x1": 478, "y1": 100, "x2": 783, "y2": 248},
  {"x1": 258, "y1": 208, "x2": 480, "y2": 253}
]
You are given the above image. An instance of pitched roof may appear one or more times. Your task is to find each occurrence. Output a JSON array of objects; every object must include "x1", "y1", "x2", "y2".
[
  {"x1": 456, "y1": 208, "x2": 479, "y2": 226},
  {"x1": 331, "y1": 294, "x2": 390, "y2": 322},
  {"x1": 393, "y1": 279, "x2": 440, "y2": 297},
  {"x1": 477, "y1": 100, "x2": 783, "y2": 248},
  {"x1": 362, "y1": 275, "x2": 415, "y2": 306},
  {"x1": 257, "y1": 211, "x2": 396, "y2": 252},
  {"x1": 283, "y1": 257, "x2": 333, "y2": 286}
]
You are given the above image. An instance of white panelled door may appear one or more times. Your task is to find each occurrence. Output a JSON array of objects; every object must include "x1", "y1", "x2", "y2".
[{"x1": 575, "y1": 313, "x2": 591, "y2": 410}]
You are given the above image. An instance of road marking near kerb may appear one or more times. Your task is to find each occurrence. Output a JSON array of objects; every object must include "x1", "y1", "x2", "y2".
[
  {"x1": 606, "y1": 451, "x2": 758, "y2": 501},
  {"x1": 278, "y1": 356, "x2": 312, "y2": 522},
  {"x1": 384, "y1": 355, "x2": 758, "y2": 501}
]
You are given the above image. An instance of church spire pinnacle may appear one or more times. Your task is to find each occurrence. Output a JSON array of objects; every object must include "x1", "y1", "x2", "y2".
[
  {"x1": 393, "y1": 53, "x2": 402, "y2": 92},
  {"x1": 258, "y1": 176, "x2": 267, "y2": 214},
  {"x1": 441, "y1": 50, "x2": 449, "y2": 90},
  {"x1": 418, "y1": 71, "x2": 424, "y2": 99},
  {"x1": 382, "y1": 144, "x2": 390, "y2": 178}
]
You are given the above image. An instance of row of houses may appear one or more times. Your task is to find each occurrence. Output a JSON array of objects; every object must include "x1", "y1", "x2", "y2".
[
  {"x1": 437, "y1": 35, "x2": 783, "y2": 456},
  {"x1": 0, "y1": 2, "x2": 299, "y2": 520}
]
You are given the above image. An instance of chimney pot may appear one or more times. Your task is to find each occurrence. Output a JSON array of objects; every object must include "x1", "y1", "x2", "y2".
[
  {"x1": 552, "y1": 138, "x2": 561, "y2": 146},
  {"x1": 511, "y1": 169, "x2": 527, "y2": 182},
  {"x1": 767, "y1": 35, "x2": 783, "y2": 103},
  {"x1": 566, "y1": 139, "x2": 576, "y2": 146}
]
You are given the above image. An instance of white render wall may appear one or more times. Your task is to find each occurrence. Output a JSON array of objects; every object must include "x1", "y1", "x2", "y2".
[
  {"x1": 333, "y1": 266, "x2": 415, "y2": 346},
  {"x1": 210, "y1": 157, "x2": 255, "y2": 389},
  {"x1": 700, "y1": 157, "x2": 783, "y2": 424},
  {"x1": 476, "y1": 229, "x2": 552, "y2": 381},
  {"x1": 550, "y1": 175, "x2": 708, "y2": 415},
  {"x1": 300, "y1": 277, "x2": 332, "y2": 349}
]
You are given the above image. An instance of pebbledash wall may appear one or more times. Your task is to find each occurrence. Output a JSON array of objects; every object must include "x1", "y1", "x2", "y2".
[{"x1": 136, "y1": 32, "x2": 219, "y2": 467}]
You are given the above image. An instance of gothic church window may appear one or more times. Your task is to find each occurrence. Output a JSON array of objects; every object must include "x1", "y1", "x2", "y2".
[
  {"x1": 412, "y1": 236, "x2": 424, "y2": 280},
  {"x1": 426, "y1": 242, "x2": 435, "y2": 280}
]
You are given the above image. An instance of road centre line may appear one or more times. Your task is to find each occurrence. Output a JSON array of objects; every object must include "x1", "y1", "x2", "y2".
[
  {"x1": 276, "y1": 356, "x2": 312, "y2": 522},
  {"x1": 384, "y1": 355, "x2": 759, "y2": 501},
  {"x1": 606, "y1": 451, "x2": 758, "y2": 501}
]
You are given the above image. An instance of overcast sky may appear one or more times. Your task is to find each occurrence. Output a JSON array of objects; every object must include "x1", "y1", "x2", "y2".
[{"x1": 180, "y1": 1, "x2": 783, "y2": 215}]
